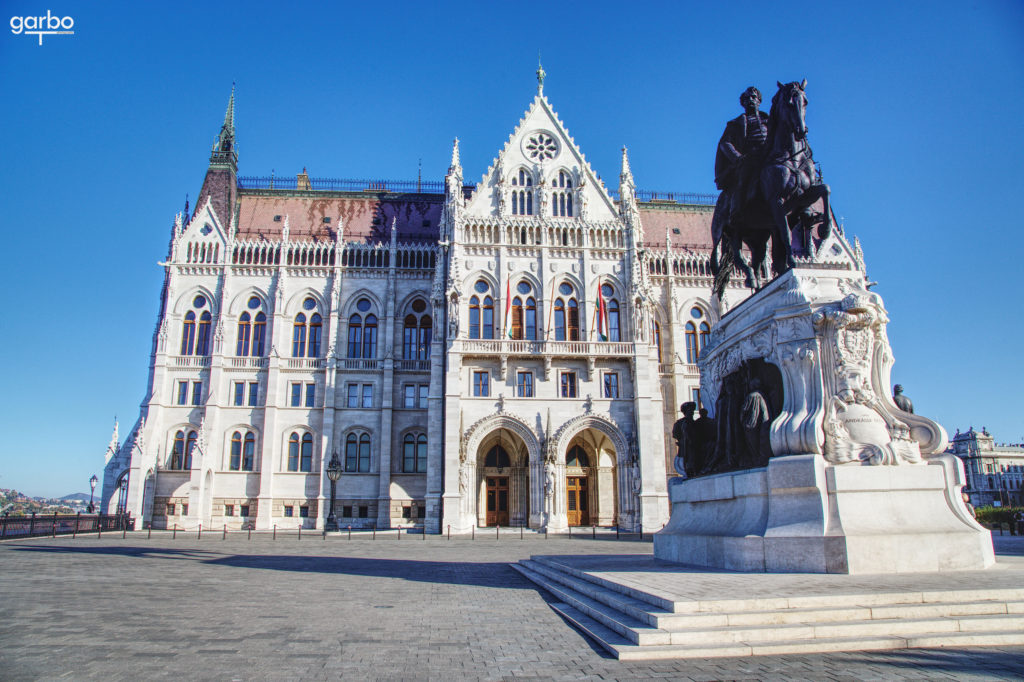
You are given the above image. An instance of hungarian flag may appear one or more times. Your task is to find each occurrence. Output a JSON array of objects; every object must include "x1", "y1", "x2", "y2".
[
  {"x1": 596, "y1": 283, "x2": 609, "y2": 342},
  {"x1": 503, "y1": 280, "x2": 514, "y2": 338}
]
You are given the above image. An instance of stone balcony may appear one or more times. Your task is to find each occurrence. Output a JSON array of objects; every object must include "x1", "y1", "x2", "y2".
[{"x1": 454, "y1": 339, "x2": 634, "y2": 359}]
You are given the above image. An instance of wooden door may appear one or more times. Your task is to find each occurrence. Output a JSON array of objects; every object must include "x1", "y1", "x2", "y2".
[
  {"x1": 485, "y1": 476, "x2": 509, "y2": 526},
  {"x1": 566, "y1": 476, "x2": 589, "y2": 526}
]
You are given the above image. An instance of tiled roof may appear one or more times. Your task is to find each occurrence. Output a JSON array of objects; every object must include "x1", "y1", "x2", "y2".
[
  {"x1": 638, "y1": 204, "x2": 714, "y2": 250},
  {"x1": 235, "y1": 192, "x2": 444, "y2": 243}
]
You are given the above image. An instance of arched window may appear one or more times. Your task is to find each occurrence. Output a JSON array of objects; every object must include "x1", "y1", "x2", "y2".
[
  {"x1": 552, "y1": 170, "x2": 574, "y2": 217},
  {"x1": 403, "y1": 433, "x2": 428, "y2": 473},
  {"x1": 482, "y1": 297, "x2": 493, "y2": 340},
  {"x1": 185, "y1": 431, "x2": 197, "y2": 469},
  {"x1": 554, "y1": 299, "x2": 566, "y2": 341},
  {"x1": 288, "y1": 433, "x2": 299, "y2": 471},
  {"x1": 567, "y1": 299, "x2": 580, "y2": 341},
  {"x1": 292, "y1": 313, "x2": 307, "y2": 358},
  {"x1": 252, "y1": 312, "x2": 266, "y2": 356},
  {"x1": 230, "y1": 431, "x2": 256, "y2": 471},
  {"x1": 685, "y1": 322, "x2": 699, "y2": 363},
  {"x1": 170, "y1": 431, "x2": 186, "y2": 470},
  {"x1": 362, "y1": 314, "x2": 377, "y2": 358},
  {"x1": 196, "y1": 311, "x2": 212, "y2": 355},
  {"x1": 484, "y1": 445, "x2": 511, "y2": 468},
  {"x1": 180, "y1": 311, "x2": 196, "y2": 355},
  {"x1": 301, "y1": 433, "x2": 313, "y2": 472},
  {"x1": 403, "y1": 314, "x2": 417, "y2": 358},
  {"x1": 511, "y1": 168, "x2": 534, "y2": 216},
  {"x1": 236, "y1": 312, "x2": 251, "y2": 356},
  {"x1": 346, "y1": 433, "x2": 371, "y2": 472},
  {"x1": 601, "y1": 284, "x2": 620, "y2": 342},
  {"x1": 699, "y1": 321, "x2": 710, "y2": 351},
  {"x1": 525, "y1": 297, "x2": 537, "y2": 340},
  {"x1": 469, "y1": 297, "x2": 480, "y2": 339},
  {"x1": 567, "y1": 445, "x2": 589, "y2": 468},
  {"x1": 243, "y1": 433, "x2": 255, "y2": 471},
  {"x1": 402, "y1": 302, "x2": 433, "y2": 360},
  {"x1": 653, "y1": 320, "x2": 663, "y2": 363},
  {"x1": 347, "y1": 314, "x2": 362, "y2": 358},
  {"x1": 510, "y1": 297, "x2": 523, "y2": 340},
  {"x1": 308, "y1": 313, "x2": 322, "y2": 357}
]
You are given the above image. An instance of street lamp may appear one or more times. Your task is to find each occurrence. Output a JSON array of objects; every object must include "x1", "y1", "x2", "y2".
[
  {"x1": 88, "y1": 474, "x2": 98, "y2": 514},
  {"x1": 325, "y1": 451, "x2": 342, "y2": 531}
]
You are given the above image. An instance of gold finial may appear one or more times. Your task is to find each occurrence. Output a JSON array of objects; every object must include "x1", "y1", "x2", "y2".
[{"x1": 536, "y1": 53, "x2": 546, "y2": 95}]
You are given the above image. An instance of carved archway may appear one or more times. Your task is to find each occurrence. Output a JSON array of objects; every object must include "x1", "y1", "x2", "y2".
[
  {"x1": 463, "y1": 412, "x2": 541, "y2": 465},
  {"x1": 550, "y1": 413, "x2": 629, "y2": 464}
]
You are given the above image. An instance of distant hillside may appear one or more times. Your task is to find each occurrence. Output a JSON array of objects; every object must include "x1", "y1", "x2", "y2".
[{"x1": 59, "y1": 493, "x2": 92, "y2": 501}]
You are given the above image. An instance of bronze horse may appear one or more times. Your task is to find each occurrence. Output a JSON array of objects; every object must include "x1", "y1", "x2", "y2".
[{"x1": 711, "y1": 80, "x2": 832, "y2": 297}]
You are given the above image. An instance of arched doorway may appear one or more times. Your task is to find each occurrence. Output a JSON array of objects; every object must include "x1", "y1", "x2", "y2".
[
  {"x1": 563, "y1": 431, "x2": 618, "y2": 527},
  {"x1": 477, "y1": 428, "x2": 529, "y2": 527}
]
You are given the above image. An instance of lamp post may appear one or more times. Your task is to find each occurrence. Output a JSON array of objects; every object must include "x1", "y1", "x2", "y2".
[
  {"x1": 88, "y1": 475, "x2": 98, "y2": 514},
  {"x1": 325, "y1": 451, "x2": 342, "y2": 531}
]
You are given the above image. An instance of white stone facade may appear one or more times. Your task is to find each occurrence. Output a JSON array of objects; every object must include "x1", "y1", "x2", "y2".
[{"x1": 101, "y1": 86, "x2": 743, "y2": 532}]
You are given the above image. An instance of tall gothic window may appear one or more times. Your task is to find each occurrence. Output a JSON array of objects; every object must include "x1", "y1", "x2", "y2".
[
  {"x1": 347, "y1": 314, "x2": 362, "y2": 358},
  {"x1": 525, "y1": 297, "x2": 537, "y2": 340},
  {"x1": 602, "y1": 284, "x2": 620, "y2": 342},
  {"x1": 180, "y1": 312, "x2": 196, "y2": 355},
  {"x1": 287, "y1": 432, "x2": 314, "y2": 473},
  {"x1": 195, "y1": 311, "x2": 212, "y2": 355},
  {"x1": 685, "y1": 322, "x2": 699, "y2": 363},
  {"x1": 252, "y1": 312, "x2": 266, "y2": 356},
  {"x1": 567, "y1": 299, "x2": 580, "y2": 341},
  {"x1": 362, "y1": 315, "x2": 377, "y2": 358},
  {"x1": 345, "y1": 432, "x2": 371, "y2": 472},
  {"x1": 236, "y1": 312, "x2": 251, "y2": 356},
  {"x1": 403, "y1": 300, "x2": 432, "y2": 359},
  {"x1": 511, "y1": 168, "x2": 534, "y2": 216},
  {"x1": 403, "y1": 433, "x2": 428, "y2": 473},
  {"x1": 308, "y1": 313, "x2": 322, "y2": 358},
  {"x1": 292, "y1": 313, "x2": 307, "y2": 358},
  {"x1": 230, "y1": 430, "x2": 256, "y2": 471},
  {"x1": 552, "y1": 170, "x2": 574, "y2": 217},
  {"x1": 510, "y1": 298, "x2": 523, "y2": 340},
  {"x1": 653, "y1": 320, "x2": 663, "y2": 363},
  {"x1": 169, "y1": 430, "x2": 197, "y2": 470}
]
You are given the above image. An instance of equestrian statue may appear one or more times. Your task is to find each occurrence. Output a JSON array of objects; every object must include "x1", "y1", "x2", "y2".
[{"x1": 710, "y1": 81, "x2": 832, "y2": 298}]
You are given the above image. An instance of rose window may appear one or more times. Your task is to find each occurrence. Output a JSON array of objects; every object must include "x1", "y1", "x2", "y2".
[{"x1": 524, "y1": 133, "x2": 558, "y2": 161}]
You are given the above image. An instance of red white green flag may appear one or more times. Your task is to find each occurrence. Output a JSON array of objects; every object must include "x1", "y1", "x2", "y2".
[
  {"x1": 503, "y1": 280, "x2": 514, "y2": 339},
  {"x1": 596, "y1": 283, "x2": 609, "y2": 342}
]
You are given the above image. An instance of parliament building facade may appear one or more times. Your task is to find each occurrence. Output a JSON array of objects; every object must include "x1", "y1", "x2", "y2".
[{"x1": 101, "y1": 81, "x2": 746, "y2": 532}]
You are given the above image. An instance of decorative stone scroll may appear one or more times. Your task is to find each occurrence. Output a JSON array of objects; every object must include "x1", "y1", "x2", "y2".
[{"x1": 698, "y1": 267, "x2": 947, "y2": 466}]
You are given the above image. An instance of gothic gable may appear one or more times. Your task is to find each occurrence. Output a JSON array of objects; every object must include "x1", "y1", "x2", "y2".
[{"x1": 464, "y1": 95, "x2": 619, "y2": 222}]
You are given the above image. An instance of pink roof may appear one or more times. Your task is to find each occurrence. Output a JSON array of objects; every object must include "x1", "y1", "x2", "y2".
[
  {"x1": 638, "y1": 204, "x2": 714, "y2": 250},
  {"x1": 236, "y1": 192, "x2": 444, "y2": 243}
]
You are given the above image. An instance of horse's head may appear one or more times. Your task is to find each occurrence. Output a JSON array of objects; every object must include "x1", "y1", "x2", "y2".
[{"x1": 771, "y1": 80, "x2": 808, "y2": 140}]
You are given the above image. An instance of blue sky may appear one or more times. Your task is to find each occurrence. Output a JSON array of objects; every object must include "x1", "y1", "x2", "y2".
[{"x1": 1, "y1": 1, "x2": 1022, "y2": 496}]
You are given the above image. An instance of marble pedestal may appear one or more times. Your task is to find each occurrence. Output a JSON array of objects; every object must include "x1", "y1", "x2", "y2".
[{"x1": 654, "y1": 454, "x2": 994, "y2": 574}]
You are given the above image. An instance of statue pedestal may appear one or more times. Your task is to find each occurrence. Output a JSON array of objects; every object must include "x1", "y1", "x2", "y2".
[{"x1": 654, "y1": 454, "x2": 994, "y2": 573}]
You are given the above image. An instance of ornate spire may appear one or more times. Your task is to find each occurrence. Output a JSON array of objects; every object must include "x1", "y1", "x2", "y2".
[
  {"x1": 536, "y1": 56, "x2": 546, "y2": 95},
  {"x1": 619, "y1": 146, "x2": 635, "y2": 191},
  {"x1": 210, "y1": 83, "x2": 237, "y2": 167},
  {"x1": 449, "y1": 138, "x2": 462, "y2": 175}
]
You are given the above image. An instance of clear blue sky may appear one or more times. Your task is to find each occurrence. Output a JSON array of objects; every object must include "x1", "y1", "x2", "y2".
[{"x1": 1, "y1": 1, "x2": 1021, "y2": 497}]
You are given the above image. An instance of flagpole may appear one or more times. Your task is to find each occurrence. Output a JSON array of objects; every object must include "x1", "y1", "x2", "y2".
[{"x1": 546, "y1": 277, "x2": 555, "y2": 340}]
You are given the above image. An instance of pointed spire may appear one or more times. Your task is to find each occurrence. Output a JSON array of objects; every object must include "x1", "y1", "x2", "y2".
[
  {"x1": 536, "y1": 55, "x2": 546, "y2": 96},
  {"x1": 281, "y1": 215, "x2": 290, "y2": 242},
  {"x1": 210, "y1": 83, "x2": 237, "y2": 167},
  {"x1": 620, "y1": 146, "x2": 635, "y2": 189},
  {"x1": 449, "y1": 138, "x2": 462, "y2": 174}
]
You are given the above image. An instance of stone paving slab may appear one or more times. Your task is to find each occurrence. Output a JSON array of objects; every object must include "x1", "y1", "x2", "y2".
[{"x1": 1, "y1": 532, "x2": 1023, "y2": 680}]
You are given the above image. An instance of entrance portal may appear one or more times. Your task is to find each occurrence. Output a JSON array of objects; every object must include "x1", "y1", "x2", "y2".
[
  {"x1": 566, "y1": 476, "x2": 589, "y2": 526},
  {"x1": 486, "y1": 476, "x2": 510, "y2": 526}
]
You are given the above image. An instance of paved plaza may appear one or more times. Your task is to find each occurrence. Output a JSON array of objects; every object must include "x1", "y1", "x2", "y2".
[{"x1": 2, "y1": 531, "x2": 1023, "y2": 681}]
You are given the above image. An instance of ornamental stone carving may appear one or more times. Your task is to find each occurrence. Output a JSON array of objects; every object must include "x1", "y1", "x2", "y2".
[{"x1": 698, "y1": 267, "x2": 946, "y2": 469}]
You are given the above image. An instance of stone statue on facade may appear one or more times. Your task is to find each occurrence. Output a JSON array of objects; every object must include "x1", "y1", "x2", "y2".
[{"x1": 893, "y1": 384, "x2": 914, "y2": 414}]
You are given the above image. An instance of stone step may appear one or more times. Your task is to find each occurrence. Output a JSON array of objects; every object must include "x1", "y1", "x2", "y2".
[
  {"x1": 548, "y1": 603, "x2": 1024, "y2": 661},
  {"x1": 510, "y1": 563, "x2": 671, "y2": 645},
  {"x1": 519, "y1": 560, "x2": 677, "y2": 627},
  {"x1": 528, "y1": 555, "x2": 1024, "y2": 615}
]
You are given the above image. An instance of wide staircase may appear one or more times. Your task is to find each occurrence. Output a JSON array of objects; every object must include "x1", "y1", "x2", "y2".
[{"x1": 511, "y1": 555, "x2": 1024, "y2": 660}]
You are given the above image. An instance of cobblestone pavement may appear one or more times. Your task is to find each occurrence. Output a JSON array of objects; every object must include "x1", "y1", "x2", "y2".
[{"x1": 2, "y1": 532, "x2": 1023, "y2": 681}]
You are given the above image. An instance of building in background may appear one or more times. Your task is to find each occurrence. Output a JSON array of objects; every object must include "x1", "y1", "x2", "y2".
[
  {"x1": 101, "y1": 76, "x2": 743, "y2": 532},
  {"x1": 948, "y1": 427, "x2": 1024, "y2": 508}
]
